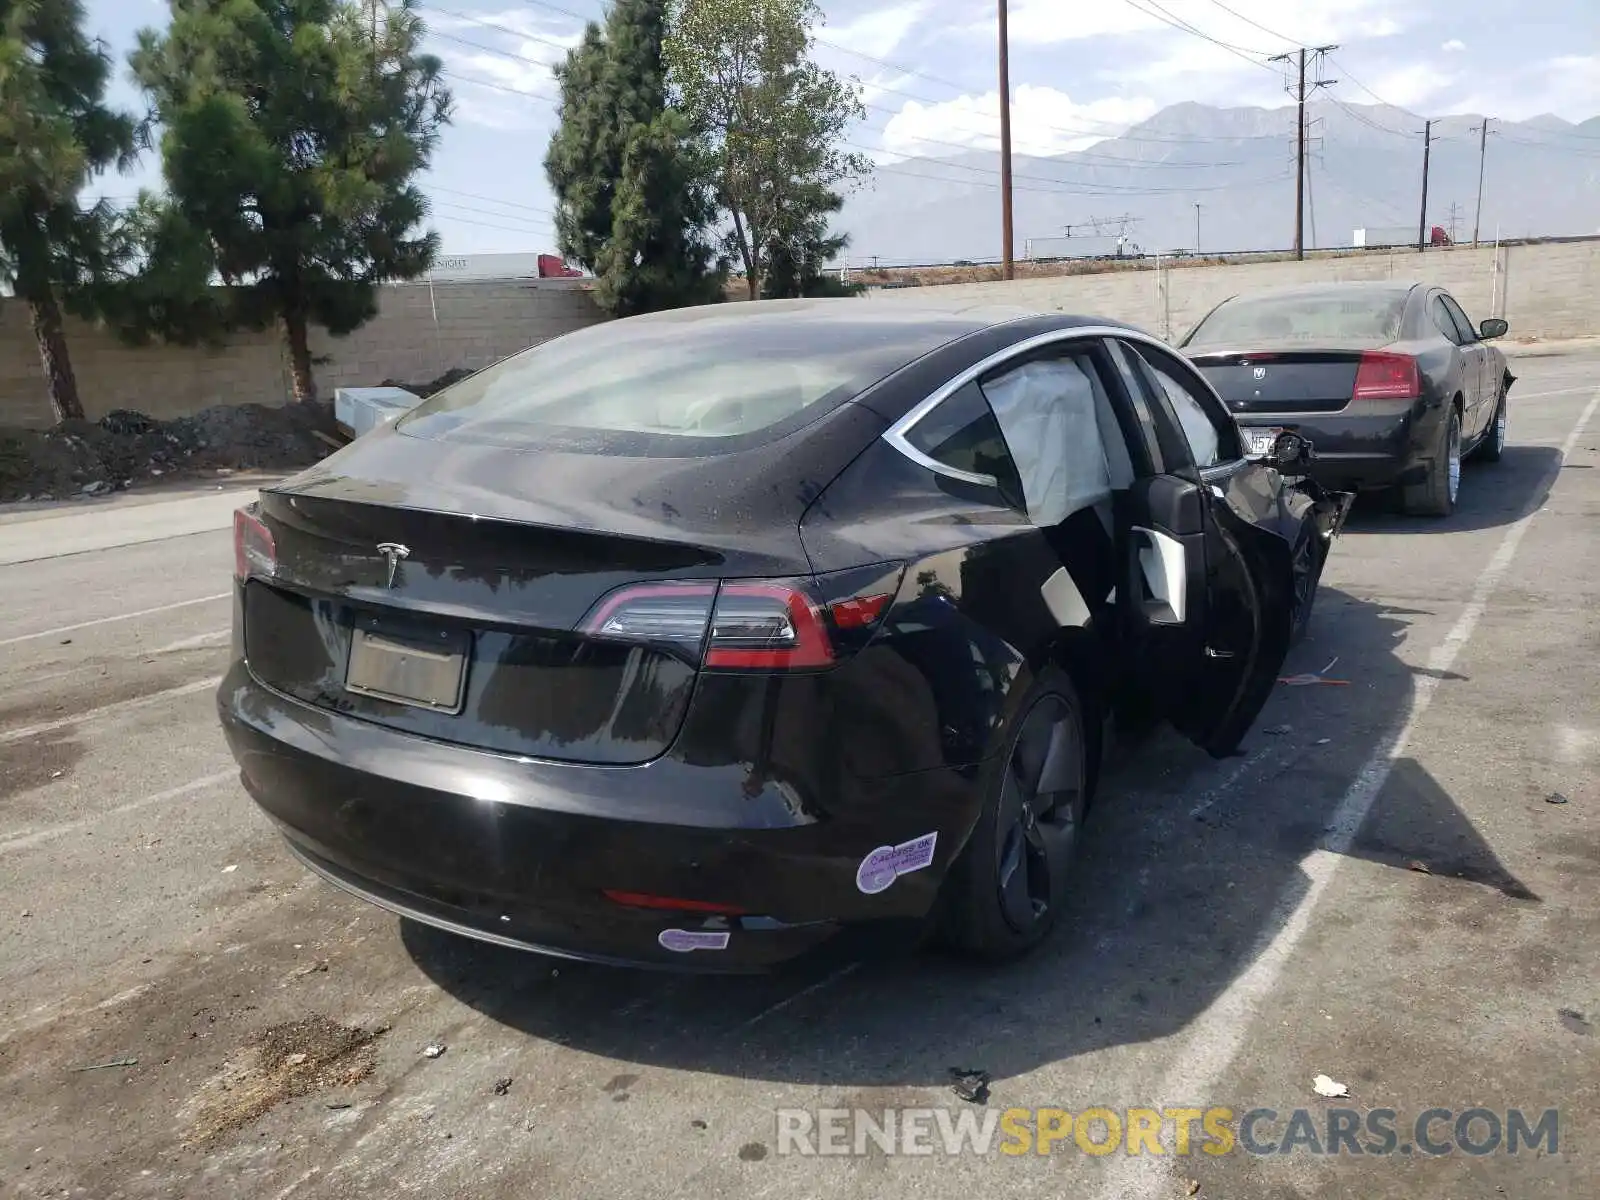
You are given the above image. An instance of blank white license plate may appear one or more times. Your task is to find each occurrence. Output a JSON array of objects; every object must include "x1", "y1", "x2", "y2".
[
  {"x1": 1246, "y1": 427, "x2": 1284, "y2": 458},
  {"x1": 345, "y1": 628, "x2": 468, "y2": 713}
]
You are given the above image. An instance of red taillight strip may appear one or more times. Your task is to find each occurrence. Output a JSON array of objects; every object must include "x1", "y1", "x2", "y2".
[
  {"x1": 233, "y1": 507, "x2": 276, "y2": 581},
  {"x1": 704, "y1": 582, "x2": 834, "y2": 669}
]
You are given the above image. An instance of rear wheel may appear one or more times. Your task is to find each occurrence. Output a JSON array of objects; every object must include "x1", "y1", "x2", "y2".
[
  {"x1": 940, "y1": 671, "x2": 1089, "y2": 961},
  {"x1": 1287, "y1": 527, "x2": 1323, "y2": 646},
  {"x1": 1402, "y1": 405, "x2": 1461, "y2": 517},
  {"x1": 1475, "y1": 387, "x2": 1507, "y2": 463}
]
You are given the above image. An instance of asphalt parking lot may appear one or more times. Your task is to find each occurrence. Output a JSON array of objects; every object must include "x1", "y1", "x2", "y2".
[{"x1": 2, "y1": 348, "x2": 1597, "y2": 1200}]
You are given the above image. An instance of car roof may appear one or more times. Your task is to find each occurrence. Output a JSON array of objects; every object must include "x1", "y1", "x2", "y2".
[
  {"x1": 1220, "y1": 281, "x2": 1421, "y2": 304},
  {"x1": 609, "y1": 296, "x2": 1137, "y2": 338}
]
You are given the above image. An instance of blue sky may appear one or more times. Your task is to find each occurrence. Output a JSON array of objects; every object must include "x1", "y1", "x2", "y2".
[{"x1": 88, "y1": 0, "x2": 1598, "y2": 255}]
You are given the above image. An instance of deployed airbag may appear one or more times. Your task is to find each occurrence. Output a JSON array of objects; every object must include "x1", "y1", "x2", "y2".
[{"x1": 983, "y1": 358, "x2": 1115, "y2": 527}]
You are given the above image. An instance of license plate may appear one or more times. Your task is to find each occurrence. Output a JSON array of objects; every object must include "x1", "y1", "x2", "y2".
[
  {"x1": 1246, "y1": 427, "x2": 1284, "y2": 458},
  {"x1": 345, "y1": 627, "x2": 468, "y2": 713}
]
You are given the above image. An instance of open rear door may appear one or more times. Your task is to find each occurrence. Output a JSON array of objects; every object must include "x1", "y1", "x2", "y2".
[{"x1": 1116, "y1": 474, "x2": 1277, "y2": 758}]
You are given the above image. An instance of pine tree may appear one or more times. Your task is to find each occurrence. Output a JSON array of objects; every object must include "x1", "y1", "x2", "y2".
[
  {"x1": 762, "y1": 185, "x2": 857, "y2": 298},
  {"x1": 129, "y1": 0, "x2": 451, "y2": 404},
  {"x1": 0, "y1": 0, "x2": 139, "y2": 423},
  {"x1": 545, "y1": 0, "x2": 721, "y2": 316}
]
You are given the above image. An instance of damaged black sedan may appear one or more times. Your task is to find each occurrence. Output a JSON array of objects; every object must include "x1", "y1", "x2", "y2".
[{"x1": 218, "y1": 301, "x2": 1351, "y2": 972}]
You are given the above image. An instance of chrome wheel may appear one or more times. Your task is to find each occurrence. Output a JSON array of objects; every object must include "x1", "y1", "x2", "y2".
[
  {"x1": 994, "y1": 695, "x2": 1084, "y2": 934},
  {"x1": 1495, "y1": 402, "x2": 1507, "y2": 452}
]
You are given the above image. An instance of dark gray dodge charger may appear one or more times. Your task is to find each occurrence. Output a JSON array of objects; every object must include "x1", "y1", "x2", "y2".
[{"x1": 1180, "y1": 281, "x2": 1513, "y2": 516}]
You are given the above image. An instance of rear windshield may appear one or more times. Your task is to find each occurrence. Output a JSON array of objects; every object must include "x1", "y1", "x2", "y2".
[
  {"x1": 397, "y1": 306, "x2": 970, "y2": 455},
  {"x1": 1184, "y1": 292, "x2": 1408, "y2": 347}
]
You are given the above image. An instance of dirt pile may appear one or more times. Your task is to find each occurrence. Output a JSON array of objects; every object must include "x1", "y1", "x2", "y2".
[{"x1": 0, "y1": 401, "x2": 342, "y2": 503}]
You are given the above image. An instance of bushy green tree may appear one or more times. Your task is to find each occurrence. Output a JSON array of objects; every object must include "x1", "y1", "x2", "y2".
[
  {"x1": 665, "y1": 0, "x2": 866, "y2": 300},
  {"x1": 545, "y1": 0, "x2": 722, "y2": 316},
  {"x1": 0, "y1": 0, "x2": 140, "y2": 423},
  {"x1": 762, "y1": 184, "x2": 859, "y2": 298},
  {"x1": 129, "y1": 0, "x2": 450, "y2": 403}
]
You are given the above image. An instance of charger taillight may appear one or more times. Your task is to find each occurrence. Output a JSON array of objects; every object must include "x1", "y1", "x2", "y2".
[
  {"x1": 1352, "y1": 351, "x2": 1421, "y2": 401},
  {"x1": 233, "y1": 506, "x2": 276, "y2": 581},
  {"x1": 579, "y1": 576, "x2": 896, "y2": 672}
]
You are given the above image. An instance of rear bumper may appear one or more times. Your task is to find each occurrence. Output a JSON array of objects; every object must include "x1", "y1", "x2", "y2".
[
  {"x1": 217, "y1": 662, "x2": 984, "y2": 972},
  {"x1": 1236, "y1": 400, "x2": 1437, "y2": 491}
]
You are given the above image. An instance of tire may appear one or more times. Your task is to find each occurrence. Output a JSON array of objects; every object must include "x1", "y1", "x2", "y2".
[
  {"x1": 940, "y1": 669, "x2": 1090, "y2": 961},
  {"x1": 1287, "y1": 527, "x2": 1323, "y2": 646},
  {"x1": 1475, "y1": 386, "x2": 1507, "y2": 463},
  {"x1": 1402, "y1": 403, "x2": 1462, "y2": 517}
]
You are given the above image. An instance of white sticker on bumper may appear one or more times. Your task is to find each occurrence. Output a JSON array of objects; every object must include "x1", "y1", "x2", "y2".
[
  {"x1": 658, "y1": 929, "x2": 730, "y2": 952},
  {"x1": 856, "y1": 832, "x2": 939, "y2": 894}
]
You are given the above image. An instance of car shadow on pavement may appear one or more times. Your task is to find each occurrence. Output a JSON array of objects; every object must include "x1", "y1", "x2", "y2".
[
  {"x1": 400, "y1": 586, "x2": 1538, "y2": 1093},
  {"x1": 1338, "y1": 445, "x2": 1559, "y2": 536}
]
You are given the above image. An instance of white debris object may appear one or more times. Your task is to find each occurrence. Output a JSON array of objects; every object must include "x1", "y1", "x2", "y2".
[
  {"x1": 1313, "y1": 1074, "x2": 1350, "y2": 1098},
  {"x1": 221, "y1": 864, "x2": 238, "y2": 873},
  {"x1": 422, "y1": 1044, "x2": 446, "y2": 1059}
]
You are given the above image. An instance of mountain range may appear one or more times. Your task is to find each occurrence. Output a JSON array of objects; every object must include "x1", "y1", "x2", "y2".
[{"x1": 836, "y1": 102, "x2": 1600, "y2": 266}]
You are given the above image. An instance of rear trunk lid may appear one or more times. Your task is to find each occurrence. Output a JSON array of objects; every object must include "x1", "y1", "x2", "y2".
[
  {"x1": 242, "y1": 406, "x2": 885, "y2": 765},
  {"x1": 1186, "y1": 342, "x2": 1378, "y2": 416}
]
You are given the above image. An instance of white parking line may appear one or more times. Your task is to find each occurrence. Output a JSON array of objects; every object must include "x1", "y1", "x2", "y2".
[
  {"x1": 1097, "y1": 382, "x2": 1600, "y2": 1199},
  {"x1": 0, "y1": 676, "x2": 223, "y2": 744},
  {"x1": 151, "y1": 628, "x2": 231, "y2": 654},
  {"x1": 0, "y1": 593, "x2": 230, "y2": 649},
  {"x1": 1512, "y1": 385, "x2": 1597, "y2": 401},
  {"x1": 0, "y1": 769, "x2": 237, "y2": 855}
]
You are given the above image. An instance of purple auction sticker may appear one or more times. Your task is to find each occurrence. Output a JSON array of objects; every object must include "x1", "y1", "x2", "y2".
[
  {"x1": 658, "y1": 928, "x2": 731, "y2": 953},
  {"x1": 855, "y1": 832, "x2": 939, "y2": 894}
]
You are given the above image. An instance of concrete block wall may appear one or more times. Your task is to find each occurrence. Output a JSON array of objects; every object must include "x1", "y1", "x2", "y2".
[
  {"x1": 865, "y1": 240, "x2": 1600, "y2": 345},
  {"x1": 0, "y1": 280, "x2": 606, "y2": 429}
]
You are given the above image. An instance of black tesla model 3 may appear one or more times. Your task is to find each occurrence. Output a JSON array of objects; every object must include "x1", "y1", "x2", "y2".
[{"x1": 218, "y1": 300, "x2": 1352, "y2": 972}]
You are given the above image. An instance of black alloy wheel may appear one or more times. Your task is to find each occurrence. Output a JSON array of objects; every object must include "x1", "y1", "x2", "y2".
[
  {"x1": 1287, "y1": 530, "x2": 1321, "y2": 646},
  {"x1": 942, "y1": 672, "x2": 1089, "y2": 959}
]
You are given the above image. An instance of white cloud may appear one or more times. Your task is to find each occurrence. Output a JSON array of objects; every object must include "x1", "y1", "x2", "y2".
[
  {"x1": 1442, "y1": 38, "x2": 1467, "y2": 52},
  {"x1": 424, "y1": 8, "x2": 578, "y2": 129},
  {"x1": 879, "y1": 85, "x2": 1159, "y2": 158},
  {"x1": 822, "y1": 2, "x2": 926, "y2": 59},
  {"x1": 1453, "y1": 54, "x2": 1600, "y2": 121},
  {"x1": 991, "y1": 0, "x2": 1159, "y2": 46},
  {"x1": 1362, "y1": 62, "x2": 1459, "y2": 109}
]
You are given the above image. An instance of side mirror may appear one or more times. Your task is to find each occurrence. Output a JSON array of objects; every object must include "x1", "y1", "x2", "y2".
[
  {"x1": 1479, "y1": 318, "x2": 1508, "y2": 340},
  {"x1": 1266, "y1": 431, "x2": 1314, "y2": 471}
]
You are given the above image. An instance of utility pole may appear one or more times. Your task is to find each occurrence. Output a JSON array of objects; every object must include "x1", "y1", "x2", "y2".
[
  {"x1": 1417, "y1": 119, "x2": 1433, "y2": 252},
  {"x1": 1471, "y1": 117, "x2": 1494, "y2": 247},
  {"x1": 1194, "y1": 203, "x2": 1202, "y2": 252},
  {"x1": 998, "y1": 0, "x2": 1014, "y2": 280},
  {"x1": 1270, "y1": 45, "x2": 1336, "y2": 260},
  {"x1": 1445, "y1": 201, "x2": 1464, "y2": 243}
]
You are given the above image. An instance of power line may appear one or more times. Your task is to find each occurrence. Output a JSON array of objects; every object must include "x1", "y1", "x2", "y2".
[
  {"x1": 1116, "y1": 0, "x2": 1281, "y2": 72},
  {"x1": 1195, "y1": 0, "x2": 1296, "y2": 46},
  {"x1": 514, "y1": 0, "x2": 1292, "y2": 147},
  {"x1": 1323, "y1": 95, "x2": 1420, "y2": 139},
  {"x1": 429, "y1": 8, "x2": 1275, "y2": 172},
  {"x1": 1325, "y1": 55, "x2": 1425, "y2": 122}
]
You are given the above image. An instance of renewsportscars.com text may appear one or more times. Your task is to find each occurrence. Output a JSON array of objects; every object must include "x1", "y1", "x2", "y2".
[{"x1": 775, "y1": 1106, "x2": 1560, "y2": 1158}]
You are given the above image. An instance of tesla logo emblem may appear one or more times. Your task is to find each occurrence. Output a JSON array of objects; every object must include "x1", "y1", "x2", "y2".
[
  {"x1": 376, "y1": 542, "x2": 410, "y2": 588},
  {"x1": 1252, "y1": 366, "x2": 1267, "y2": 381}
]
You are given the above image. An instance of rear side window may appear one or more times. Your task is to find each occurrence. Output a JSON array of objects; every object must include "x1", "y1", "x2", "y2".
[
  {"x1": 1439, "y1": 294, "x2": 1479, "y2": 343},
  {"x1": 1429, "y1": 296, "x2": 1467, "y2": 345},
  {"x1": 902, "y1": 380, "x2": 1025, "y2": 505},
  {"x1": 1186, "y1": 292, "x2": 1408, "y2": 346}
]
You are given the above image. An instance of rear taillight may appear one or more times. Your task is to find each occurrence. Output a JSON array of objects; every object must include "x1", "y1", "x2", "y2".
[
  {"x1": 579, "y1": 573, "x2": 899, "y2": 672},
  {"x1": 233, "y1": 506, "x2": 276, "y2": 581},
  {"x1": 1352, "y1": 352, "x2": 1421, "y2": 401},
  {"x1": 704, "y1": 582, "x2": 834, "y2": 669}
]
